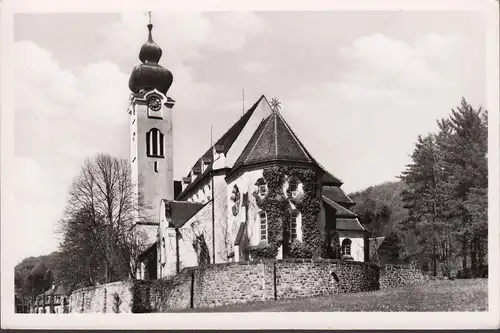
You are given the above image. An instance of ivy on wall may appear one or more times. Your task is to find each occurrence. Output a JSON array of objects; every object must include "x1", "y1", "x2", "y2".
[{"x1": 249, "y1": 166, "x2": 323, "y2": 260}]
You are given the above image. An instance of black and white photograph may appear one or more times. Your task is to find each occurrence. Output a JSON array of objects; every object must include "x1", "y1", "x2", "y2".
[{"x1": 1, "y1": 0, "x2": 499, "y2": 330}]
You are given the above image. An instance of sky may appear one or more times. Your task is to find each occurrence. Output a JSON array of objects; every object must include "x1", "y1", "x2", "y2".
[{"x1": 12, "y1": 11, "x2": 487, "y2": 263}]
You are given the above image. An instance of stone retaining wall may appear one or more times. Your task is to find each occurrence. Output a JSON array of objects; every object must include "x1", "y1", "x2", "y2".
[
  {"x1": 134, "y1": 259, "x2": 380, "y2": 312},
  {"x1": 68, "y1": 281, "x2": 134, "y2": 313},
  {"x1": 68, "y1": 259, "x2": 381, "y2": 313},
  {"x1": 379, "y1": 264, "x2": 428, "y2": 289}
]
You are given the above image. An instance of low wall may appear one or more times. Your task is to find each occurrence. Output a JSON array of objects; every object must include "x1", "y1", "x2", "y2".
[
  {"x1": 379, "y1": 264, "x2": 428, "y2": 289},
  {"x1": 68, "y1": 281, "x2": 134, "y2": 313},
  {"x1": 134, "y1": 259, "x2": 380, "y2": 312},
  {"x1": 68, "y1": 259, "x2": 381, "y2": 313}
]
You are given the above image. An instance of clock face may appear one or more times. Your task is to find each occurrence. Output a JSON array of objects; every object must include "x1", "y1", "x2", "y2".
[{"x1": 148, "y1": 96, "x2": 162, "y2": 111}]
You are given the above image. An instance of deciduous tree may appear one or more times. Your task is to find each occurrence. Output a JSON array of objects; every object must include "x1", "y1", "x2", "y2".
[{"x1": 57, "y1": 154, "x2": 150, "y2": 291}]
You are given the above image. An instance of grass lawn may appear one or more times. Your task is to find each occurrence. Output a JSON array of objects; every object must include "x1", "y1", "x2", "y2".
[{"x1": 177, "y1": 278, "x2": 488, "y2": 312}]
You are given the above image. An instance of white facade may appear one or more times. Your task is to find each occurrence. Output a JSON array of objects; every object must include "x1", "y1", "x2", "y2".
[
  {"x1": 338, "y1": 230, "x2": 365, "y2": 262},
  {"x1": 129, "y1": 89, "x2": 175, "y2": 244}
]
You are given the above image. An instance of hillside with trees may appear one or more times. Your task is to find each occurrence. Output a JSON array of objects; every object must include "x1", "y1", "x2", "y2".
[
  {"x1": 349, "y1": 180, "x2": 408, "y2": 236},
  {"x1": 15, "y1": 251, "x2": 62, "y2": 298},
  {"x1": 350, "y1": 98, "x2": 487, "y2": 278}
]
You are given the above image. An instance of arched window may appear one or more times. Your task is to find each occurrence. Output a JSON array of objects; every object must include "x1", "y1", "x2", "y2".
[
  {"x1": 259, "y1": 211, "x2": 268, "y2": 241},
  {"x1": 146, "y1": 128, "x2": 164, "y2": 157},
  {"x1": 290, "y1": 210, "x2": 299, "y2": 241},
  {"x1": 231, "y1": 185, "x2": 241, "y2": 216},
  {"x1": 289, "y1": 178, "x2": 298, "y2": 192},
  {"x1": 341, "y1": 238, "x2": 352, "y2": 256}
]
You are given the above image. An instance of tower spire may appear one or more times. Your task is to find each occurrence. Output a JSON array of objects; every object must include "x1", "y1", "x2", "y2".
[
  {"x1": 129, "y1": 12, "x2": 174, "y2": 95},
  {"x1": 147, "y1": 11, "x2": 153, "y2": 42}
]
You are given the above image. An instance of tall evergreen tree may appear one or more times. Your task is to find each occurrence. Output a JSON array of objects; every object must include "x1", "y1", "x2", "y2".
[
  {"x1": 438, "y1": 98, "x2": 488, "y2": 277},
  {"x1": 400, "y1": 98, "x2": 487, "y2": 277}
]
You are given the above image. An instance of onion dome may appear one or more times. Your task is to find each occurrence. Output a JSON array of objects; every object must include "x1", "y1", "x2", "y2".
[{"x1": 129, "y1": 23, "x2": 173, "y2": 95}]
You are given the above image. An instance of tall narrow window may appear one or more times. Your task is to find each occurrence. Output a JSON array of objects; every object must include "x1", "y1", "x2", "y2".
[
  {"x1": 154, "y1": 161, "x2": 158, "y2": 173},
  {"x1": 231, "y1": 185, "x2": 241, "y2": 216},
  {"x1": 255, "y1": 178, "x2": 268, "y2": 197},
  {"x1": 290, "y1": 211, "x2": 298, "y2": 241},
  {"x1": 146, "y1": 128, "x2": 164, "y2": 157},
  {"x1": 289, "y1": 178, "x2": 298, "y2": 197},
  {"x1": 341, "y1": 238, "x2": 352, "y2": 256},
  {"x1": 259, "y1": 211, "x2": 268, "y2": 241}
]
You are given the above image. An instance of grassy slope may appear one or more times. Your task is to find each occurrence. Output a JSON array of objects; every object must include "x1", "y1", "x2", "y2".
[{"x1": 177, "y1": 279, "x2": 487, "y2": 312}]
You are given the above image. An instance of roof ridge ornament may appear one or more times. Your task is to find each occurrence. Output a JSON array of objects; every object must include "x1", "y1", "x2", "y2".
[{"x1": 270, "y1": 97, "x2": 282, "y2": 113}]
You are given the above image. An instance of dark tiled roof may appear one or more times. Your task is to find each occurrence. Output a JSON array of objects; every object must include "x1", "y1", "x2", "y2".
[
  {"x1": 233, "y1": 110, "x2": 314, "y2": 169},
  {"x1": 322, "y1": 195, "x2": 357, "y2": 218},
  {"x1": 138, "y1": 242, "x2": 157, "y2": 260},
  {"x1": 322, "y1": 186, "x2": 354, "y2": 205},
  {"x1": 234, "y1": 222, "x2": 247, "y2": 245},
  {"x1": 162, "y1": 200, "x2": 207, "y2": 228},
  {"x1": 336, "y1": 218, "x2": 366, "y2": 231},
  {"x1": 40, "y1": 285, "x2": 68, "y2": 296},
  {"x1": 321, "y1": 170, "x2": 343, "y2": 186},
  {"x1": 175, "y1": 164, "x2": 213, "y2": 200},
  {"x1": 176, "y1": 96, "x2": 265, "y2": 199}
]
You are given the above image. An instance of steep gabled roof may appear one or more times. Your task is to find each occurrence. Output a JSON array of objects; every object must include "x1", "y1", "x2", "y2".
[
  {"x1": 322, "y1": 186, "x2": 354, "y2": 205},
  {"x1": 322, "y1": 195, "x2": 358, "y2": 218},
  {"x1": 232, "y1": 110, "x2": 315, "y2": 169},
  {"x1": 176, "y1": 96, "x2": 265, "y2": 200},
  {"x1": 162, "y1": 199, "x2": 207, "y2": 229},
  {"x1": 39, "y1": 285, "x2": 68, "y2": 297},
  {"x1": 321, "y1": 170, "x2": 343, "y2": 186},
  {"x1": 336, "y1": 218, "x2": 366, "y2": 231}
]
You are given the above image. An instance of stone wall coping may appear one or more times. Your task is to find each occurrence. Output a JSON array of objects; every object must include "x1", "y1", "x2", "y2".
[
  {"x1": 170, "y1": 258, "x2": 381, "y2": 272},
  {"x1": 69, "y1": 280, "x2": 134, "y2": 294},
  {"x1": 382, "y1": 264, "x2": 420, "y2": 271}
]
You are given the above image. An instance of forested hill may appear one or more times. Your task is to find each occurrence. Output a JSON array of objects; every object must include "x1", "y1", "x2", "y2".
[
  {"x1": 349, "y1": 180, "x2": 408, "y2": 236},
  {"x1": 15, "y1": 251, "x2": 62, "y2": 295}
]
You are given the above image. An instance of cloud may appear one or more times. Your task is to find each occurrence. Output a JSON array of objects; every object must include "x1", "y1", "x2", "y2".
[
  {"x1": 282, "y1": 33, "x2": 483, "y2": 193},
  {"x1": 337, "y1": 33, "x2": 454, "y2": 92}
]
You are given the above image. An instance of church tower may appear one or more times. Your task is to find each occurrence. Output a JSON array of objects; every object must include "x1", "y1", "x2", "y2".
[{"x1": 128, "y1": 20, "x2": 175, "y2": 243}]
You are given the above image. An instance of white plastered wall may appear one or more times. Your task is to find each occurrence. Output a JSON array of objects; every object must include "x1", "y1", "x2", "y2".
[
  {"x1": 227, "y1": 169, "x2": 266, "y2": 249},
  {"x1": 338, "y1": 230, "x2": 365, "y2": 262}
]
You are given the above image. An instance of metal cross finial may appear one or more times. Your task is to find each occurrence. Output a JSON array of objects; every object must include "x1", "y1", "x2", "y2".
[
  {"x1": 270, "y1": 97, "x2": 282, "y2": 112},
  {"x1": 148, "y1": 11, "x2": 152, "y2": 24}
]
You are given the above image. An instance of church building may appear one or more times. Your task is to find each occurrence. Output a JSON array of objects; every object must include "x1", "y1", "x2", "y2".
[{"x1": 127, "y1": 22, "x2": 368, "y2": 281}]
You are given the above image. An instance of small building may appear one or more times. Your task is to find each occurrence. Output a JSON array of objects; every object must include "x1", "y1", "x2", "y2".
[
  {"x1": 33, "y1": 285, "x2": 69, "y2": 314},
  {"x1": 15, "y1": 288, "x2": 31, "y2": 314}
]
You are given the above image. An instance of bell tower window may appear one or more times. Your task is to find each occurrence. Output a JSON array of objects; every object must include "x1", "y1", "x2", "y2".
[{"x1": 146, "y1": 128, "x2": 164, "y2": 158}]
